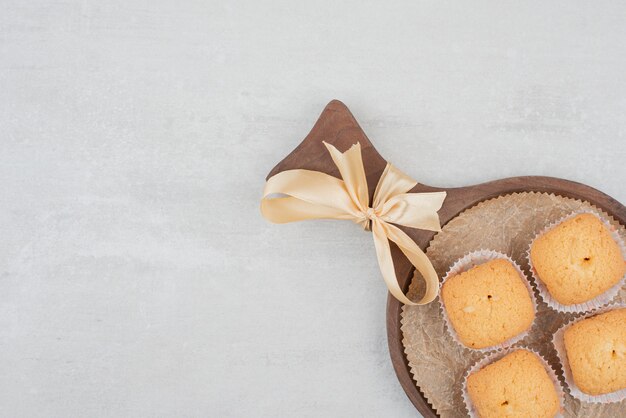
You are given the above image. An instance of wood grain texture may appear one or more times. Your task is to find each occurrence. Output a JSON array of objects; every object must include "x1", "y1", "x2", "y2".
[{"x1": 267, "y1": 100, "x2": 626, "y2": 417}]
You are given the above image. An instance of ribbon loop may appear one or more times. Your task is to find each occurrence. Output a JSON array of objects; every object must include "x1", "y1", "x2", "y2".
[{"x1": 260, "y1": 142, "x2": 447, "y2": 305}]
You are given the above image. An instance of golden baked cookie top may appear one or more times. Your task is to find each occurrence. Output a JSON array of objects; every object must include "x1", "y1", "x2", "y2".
[
  {"x1": 530, "y1": 213, "x2": 625, "y2": 305},
  {"x1": 441, "y1": 259, "x2": 534, "y2": 349},
  {"x1": 467, "y1": 349, "x2": 560, "y2": 418},
  {"x1": 563, "y1": 308, "x2": 626, "y2": 396}
]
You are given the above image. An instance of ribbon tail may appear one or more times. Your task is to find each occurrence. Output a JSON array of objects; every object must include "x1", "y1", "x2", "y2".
[
  {"x1": 373, "y1": 222, "x2": 439, "y2": 305},
  {"x1": 323, "y1": 142, "x2": 369, "y2": 212},
  {"x1": 371, "y1": 222, "x2": 422, "y2": 306},
  {"x1": 381, "y1": 191, "x2": 447, "y2": 231}
]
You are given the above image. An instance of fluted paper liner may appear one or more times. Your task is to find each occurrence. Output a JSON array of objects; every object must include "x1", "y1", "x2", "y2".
[
  {"x1": 401, "y1": 192, "x2": 625, "y2": 417},
  {"x1": 552, "y1": 303, "x2": 626, "y2": 404},
  {"x1": 526, "y1": 210, "x2": 626, "y2": 313},
  {"x1": 439, "y1": 250, "x2": 537, "y2": 353},
  {"x1": 461, "y1": 347, "x2": 564, "y2": 418}
]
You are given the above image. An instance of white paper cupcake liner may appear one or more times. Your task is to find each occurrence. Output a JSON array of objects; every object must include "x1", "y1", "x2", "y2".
[
  {"x1": 462, "y1": 346, "x2": 565, "y2": 418},
  {"x1": 438, "y1": 250, "x2": 537, "y2": 353},
  {"x1": 526, "y1": 210, "x2": 626, "y2": 314},
  {"x1": 552, "y1": 303, "x2": 626, "y2": 404}
]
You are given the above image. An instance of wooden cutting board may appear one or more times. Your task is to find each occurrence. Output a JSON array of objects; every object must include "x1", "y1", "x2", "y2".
[{"x1": 265, "y1": 100, "x2": 626, "y2": 417}]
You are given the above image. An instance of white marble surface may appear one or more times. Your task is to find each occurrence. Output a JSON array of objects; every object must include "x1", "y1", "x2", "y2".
[{"x1": 1, "y1": 1, "x2": 625, "y2": 417}]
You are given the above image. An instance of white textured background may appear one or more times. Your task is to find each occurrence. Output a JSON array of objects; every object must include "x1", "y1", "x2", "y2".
[{"x1": 1, "y1": 1, "x2": 625, "y2": 417}]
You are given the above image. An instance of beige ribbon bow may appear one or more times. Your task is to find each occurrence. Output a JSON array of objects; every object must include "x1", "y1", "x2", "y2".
[{"x1": 260, "y1": 142, "x2": 446, "y2": 305}]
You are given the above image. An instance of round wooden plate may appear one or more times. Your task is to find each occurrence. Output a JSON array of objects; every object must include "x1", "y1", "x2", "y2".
[{"x1": 266, "y1": 100, "x2": 626, "y2": 417}]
